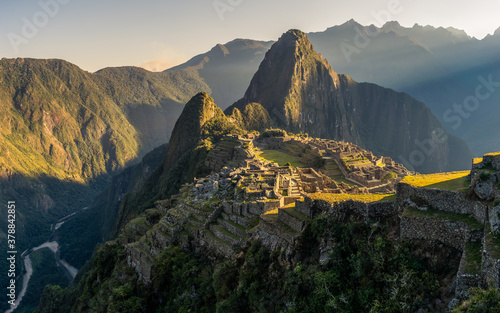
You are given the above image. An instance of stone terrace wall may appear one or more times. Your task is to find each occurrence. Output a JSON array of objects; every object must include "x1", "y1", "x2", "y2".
[
  {"x1": 397, "y1": 183, "x2": 487, "y2": 224},
  {"x1": 483, "y1": 154, "x2": 500, "y2": 170},
  {"x1": 400, "y1": 216, "x2": 478, "y2": 250},
  {"x1": 482, "y1": 248, "x2": 500, "y2": 288},
  {"x1": 296, "y1": 197, "x2": 398, "y2": 222}
]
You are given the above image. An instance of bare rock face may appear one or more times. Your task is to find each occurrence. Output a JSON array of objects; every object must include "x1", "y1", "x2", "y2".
[{"x1": 474, "y1": 179, "x2": 495, "y2": 200}]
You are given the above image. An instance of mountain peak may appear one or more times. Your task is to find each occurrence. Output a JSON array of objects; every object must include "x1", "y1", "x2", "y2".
[
  {"x1": 276, "y1": 29, "x2": 312, "y2": 49},
  {"x1": 177, "y1": 92, "x2": 219, "y2": 129},
  {"x1": 494, "y1": 26, "x2": 500, "y2": 36},
  {"x1": 227, "y1": 30, "x2": 346, "y2": 135},
  {"x1": 163, "y1": 92, "x2": 220, "y2": 169},
  {"x1": 383, "y1": 21, "x2": 402, "y2": 29},
  {"x1": 228, "y1": 29, "x2": 337, "y2": 114},
  {"x1": 283, "y1": 29, "x2": 307, "y2": 39}
]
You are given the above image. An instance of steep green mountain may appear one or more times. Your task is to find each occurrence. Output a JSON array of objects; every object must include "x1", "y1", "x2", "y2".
[
  {"x1": 226, "y1": 29, "x2": 472, "y2": 173},
  {"x1": 0, "y1": 58, "x2": 138, "y2": 180},
  {"x1": 0, "y1": 57, "x2": 212, "y2": 182},
  {"x1": 0, "y1": 58, "x2": 209, "y2": 311},
  {"x1": 56, "y1": 143, "x2": 168, "y2": 269},
  {"x1": 110, "y1": 92, "x2": 243, "y2": 236}
]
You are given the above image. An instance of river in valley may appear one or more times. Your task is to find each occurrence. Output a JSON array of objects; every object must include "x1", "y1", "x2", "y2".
[{"x1": 5, "y1": 210, "x2": 82, "y2": 313}]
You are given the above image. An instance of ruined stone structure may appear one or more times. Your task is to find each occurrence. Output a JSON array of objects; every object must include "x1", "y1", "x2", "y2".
[
  {"x1": 254, "y1": 135, "x2": 409, "y2": 192},
  {"x1": 123, "y1": 145, "x2": 500, "y2": 307}
]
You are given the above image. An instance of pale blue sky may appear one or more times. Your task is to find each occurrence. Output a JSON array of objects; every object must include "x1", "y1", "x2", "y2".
[{"x1": 1, "y1": 0, "x2": 498, "y2": 72}]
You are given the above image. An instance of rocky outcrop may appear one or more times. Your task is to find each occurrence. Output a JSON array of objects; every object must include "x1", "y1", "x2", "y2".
[{"x1": 470, "y1": 154, "x2": 500, "y2": 201}]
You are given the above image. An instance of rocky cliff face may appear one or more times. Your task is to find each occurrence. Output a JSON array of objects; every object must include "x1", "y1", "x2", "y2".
[
  {"x1": 227, "y1": 29, "x2": 472, "y2": 173},
  {"x1": 163, "y1": 92, "x2": 222, "y2": 170}
]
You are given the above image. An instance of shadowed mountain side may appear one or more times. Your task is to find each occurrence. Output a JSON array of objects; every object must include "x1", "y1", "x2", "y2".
[
  {"x1": 170, "y1": 39, "x2": 274, "y2": 109},
  {"x1": 57, "y1": 144, "x2": 168, "y2": 268},
  {"x1": 307, "y1": 20, "x2": 500, "y2": 155}
]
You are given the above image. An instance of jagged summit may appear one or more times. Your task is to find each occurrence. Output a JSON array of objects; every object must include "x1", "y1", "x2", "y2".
[
  {"x1": 494, "y1": 26, "x2": 500, "y2": 36},
  {"x1": 227, "y1": 29, "x2": 344, "y2": 137},
  {"x1": 325, "y1": 19, "x2": 363, "y2": 32},
  {"x1": 163, "y1": 92, "x2": 221, "y2": 170}
]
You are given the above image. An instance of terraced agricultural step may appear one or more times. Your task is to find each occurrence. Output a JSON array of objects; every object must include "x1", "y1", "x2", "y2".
[
  {"x1": 148, "y1": 227, "x2": 173, "y2": 250},
  {"x1": 203, "y1": 229, "x2": 234, "y2": 257},
  {"x1": 218, "y1": 218, "x2": 247, "y2": 238},
  {"x1": 183, "y1": 222, "x2": 201, "y2": 237},
  {"x1": 259, "y1": 214, "x2": 301, "y2": 245},
  {"x1": 278, "y1": 207, "x2": 311, "y2": 232},
  {"x1": 183, "y1": 205, "x2": 212, "y2": 219},
  {"x1": 210, "y1": 223, "x2": 240, "y2": 244},
  {"x1": 187, "y1": 216, "x2": 204, "y2": 228},
  {"x1": 221, "y1": 212, "x2": 258, "y2": 228},
  {"x1": 158, "y1": 219, "x2": 178, "y2": 236}
]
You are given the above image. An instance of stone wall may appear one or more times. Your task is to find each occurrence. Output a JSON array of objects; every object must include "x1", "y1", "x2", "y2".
[
  {"x1": 258, "y1": 216, "x2": 297, "y2": 245},
  {"x1": 483, "y1": 154, "x2": 500, "y2": 171},
  {"x1": 278, "y1": 209, "x2": 306, "y2": 232},
  {"x1": 482, "y1": 248, "x2": 500, "y2": 288},
  {"x1": 295, "y1": 197, "x2": 398, "y2": 223},
  {"x1": 400, "y1": 216, "x2": 469, "y2": 250},
  {"x1": 454, "y1": 274, "x2": 482, "y2": 300},
  {"x1": 490, "y1": 206, "x2": 500, "y2": 235},
  {"x1": 397, "y1": 183, "x2": 487, "y2": 224},
  {"x1": 126, "y1": 242, "x2": 154, "y2": 285}
]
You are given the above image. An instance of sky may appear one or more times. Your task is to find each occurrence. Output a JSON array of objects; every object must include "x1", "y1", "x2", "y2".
[{"x1": 0, "y1": 0, "x2": 499, "y2": 72}]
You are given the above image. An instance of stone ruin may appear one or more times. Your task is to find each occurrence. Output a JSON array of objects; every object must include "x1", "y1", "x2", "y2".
[{"x1": 254, "y1": 135, "x2": 409, "y2": 192}]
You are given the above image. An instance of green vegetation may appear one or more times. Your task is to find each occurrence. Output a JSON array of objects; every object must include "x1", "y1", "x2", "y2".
[
  {"x1": 258, "y1": 149, "x2": 308, "y2": 168},
  {"x1": 452, "y1": 286, "x2": 500, "y2": 312},
  {"x1": 228, "y1": 103, "x2": 271, "y2": 131},
  {"x1": 485, "y1": 224, "x2": 500, "y2": 259},
  {"x1": 309, "y1": 193, "x2": 396, "y2": 203},
  {"x1": 463, "y1": 242, "x2": 482, "y2": 274},
  {"x1": 259, "y1": 128, "x2": 288, "y2": 138},
  {"x1": 403, "y1": 207, "x2": 483, "y2": 229},
  {"x1": 480, "y1": 171, "x2": 492, "y2": 181},
  {"x1": 342, "y1": 155, "x2": 369, "y2": 164},
  {"x1": 382, "y1": 172, "x2": 398, "y2": 183},
  {"x1": 0, "y1": 57, "x2": 209, "y2": 311},
  {"x1": 38, "y1": 214, "x2": 454, "y2": 312},
  {"x1": 402, "y1": 171, "x2": 470, "y2": 191}
]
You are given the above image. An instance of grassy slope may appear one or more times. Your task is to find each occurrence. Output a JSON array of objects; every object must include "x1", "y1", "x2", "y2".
[
  {"x1": 309, "y1": 193, "x2": 396, "y2": 203},
  {"x1": 401, "y1": 171, "x2": 470, "y2": 191},
  {"x1": 258, "y1": 149, "x2": 308, "y2": 167}
]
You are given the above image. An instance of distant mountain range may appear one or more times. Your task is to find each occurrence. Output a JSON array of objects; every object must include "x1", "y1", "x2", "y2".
[
  {"x1": 168, "y1": 20, "x2": 500, "y2": 155},
  {"x1": 307, "y1": 20, "x2": 500, "y2": 155}
]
